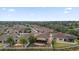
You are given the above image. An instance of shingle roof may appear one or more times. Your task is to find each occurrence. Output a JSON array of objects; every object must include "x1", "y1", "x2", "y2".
[
  {"x1": 52, "y1": 32, "x2": 77, "y2": 40},
  {"x1": 36, "y1": 33, "x2": 50, "y2": 39}
]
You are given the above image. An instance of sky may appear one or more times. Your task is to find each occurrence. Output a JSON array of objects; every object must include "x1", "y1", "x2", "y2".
[{"x1": 0, "y1": 7, "x2": 79, "y2": 21}]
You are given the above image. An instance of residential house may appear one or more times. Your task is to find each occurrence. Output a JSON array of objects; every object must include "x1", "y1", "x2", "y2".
[
  {"x1": 33, "y1": 32, "x2": 53, "y2": 47},
  {"x1": 52, "y1": 32, "x2": 77, "y2": 42}
]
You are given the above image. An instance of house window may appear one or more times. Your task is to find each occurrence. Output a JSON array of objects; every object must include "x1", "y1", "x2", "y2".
[
  {"x1": 15, "y1": 32, "x2": 17, "y2": 33},
  {"x1": 16, "y1": 40, "x2": 17, "y2": 42},
  {"x1": 64, "y1": 39, "x2": 67, "y2": 41},
  {"x1": 64, "y1": 39, "x2": 69, "y2": 42},
  {"x1": 36, "y1": 40, "x2": 47, "y2": 44}
]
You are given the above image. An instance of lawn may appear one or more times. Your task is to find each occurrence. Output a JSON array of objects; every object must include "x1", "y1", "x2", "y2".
[
  {"x1": 0, "y1": 43, "x2": 3, "y2": 48},
  {"x1": 55, "y1": 43, "x2": 76, "y2": 48}
]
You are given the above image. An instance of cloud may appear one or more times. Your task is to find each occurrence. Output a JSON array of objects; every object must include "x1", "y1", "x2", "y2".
[
  {"x1": 8, "y1": 9, "x2": 15, "y2": 12},
  {"x1": 64, "y1": 11, "x2": 69, "y2": 14},
  {"x1": 7, "y1": 14, "x2": 11, "y2": 17},
  {"x1": 2, "y1": 8, "x2": 6, "y2": 11},
  {"x1": 65, "y1": 8, "x2": 72, "y2": 10},
  {"x1": 2, "y1": 8, "x2": 15, "y2": 12},
  {"x1": 64, "y1": 7, "x2": 72, "y2": 14}
]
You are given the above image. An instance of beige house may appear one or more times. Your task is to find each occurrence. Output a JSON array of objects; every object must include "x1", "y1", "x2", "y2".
[
  {"x1": 33, "y1": 32, "x2": 53, "y2": 47},
  {"x1": 52, "y1": 32, "x2": 77, "y2": 42}
]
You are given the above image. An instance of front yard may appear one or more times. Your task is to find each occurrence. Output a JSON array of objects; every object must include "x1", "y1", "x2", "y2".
[
  {"x1": 0, "y1": 43, "x2": 3, "y2": 48},
  {"x1": 55, "y1": 43, "x2": 76, "y2": 48}
]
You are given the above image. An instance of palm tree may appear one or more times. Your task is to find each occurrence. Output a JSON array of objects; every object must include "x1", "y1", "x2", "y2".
[
  {"x1": 28, "y1": 36, "x2": 37, "y2": 46},
  {"x1": 19, "y1": 36, "x2": 27, "y2": 47},
  {"x1": 28, "y1": 35, "x2": 37, "y2": 45},
  {"x1": 6, "y1": 36, "x2": 14, "y2": 47}
]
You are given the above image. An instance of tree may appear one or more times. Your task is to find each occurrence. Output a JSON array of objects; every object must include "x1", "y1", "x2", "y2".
[
  {"x1": 76, "y1": 37, "x2": 79, "y2": 44},
  {"x1": 52, "y1": 38, "x2": 56, "y2": 50},
  {"x1": 28, "y1": 35, "x2": 37, "y2": 44},
  {"x1": 0, "y1": 32, "x2": 3, "y2": 36},
  {"x1": 6, "y1": 36, "x2": 14, "y2": 47},
  {"x1": 19, "y1": 36, "x2": 27, "y2": 46}
]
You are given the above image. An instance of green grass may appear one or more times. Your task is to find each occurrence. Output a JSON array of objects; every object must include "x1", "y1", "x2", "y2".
[
  {"x1": 0, "y1": 43, "x2": 3, "y2": 48},
  {"x1": 55, "y1": 43, "x2": 76, "y2": 48}
]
